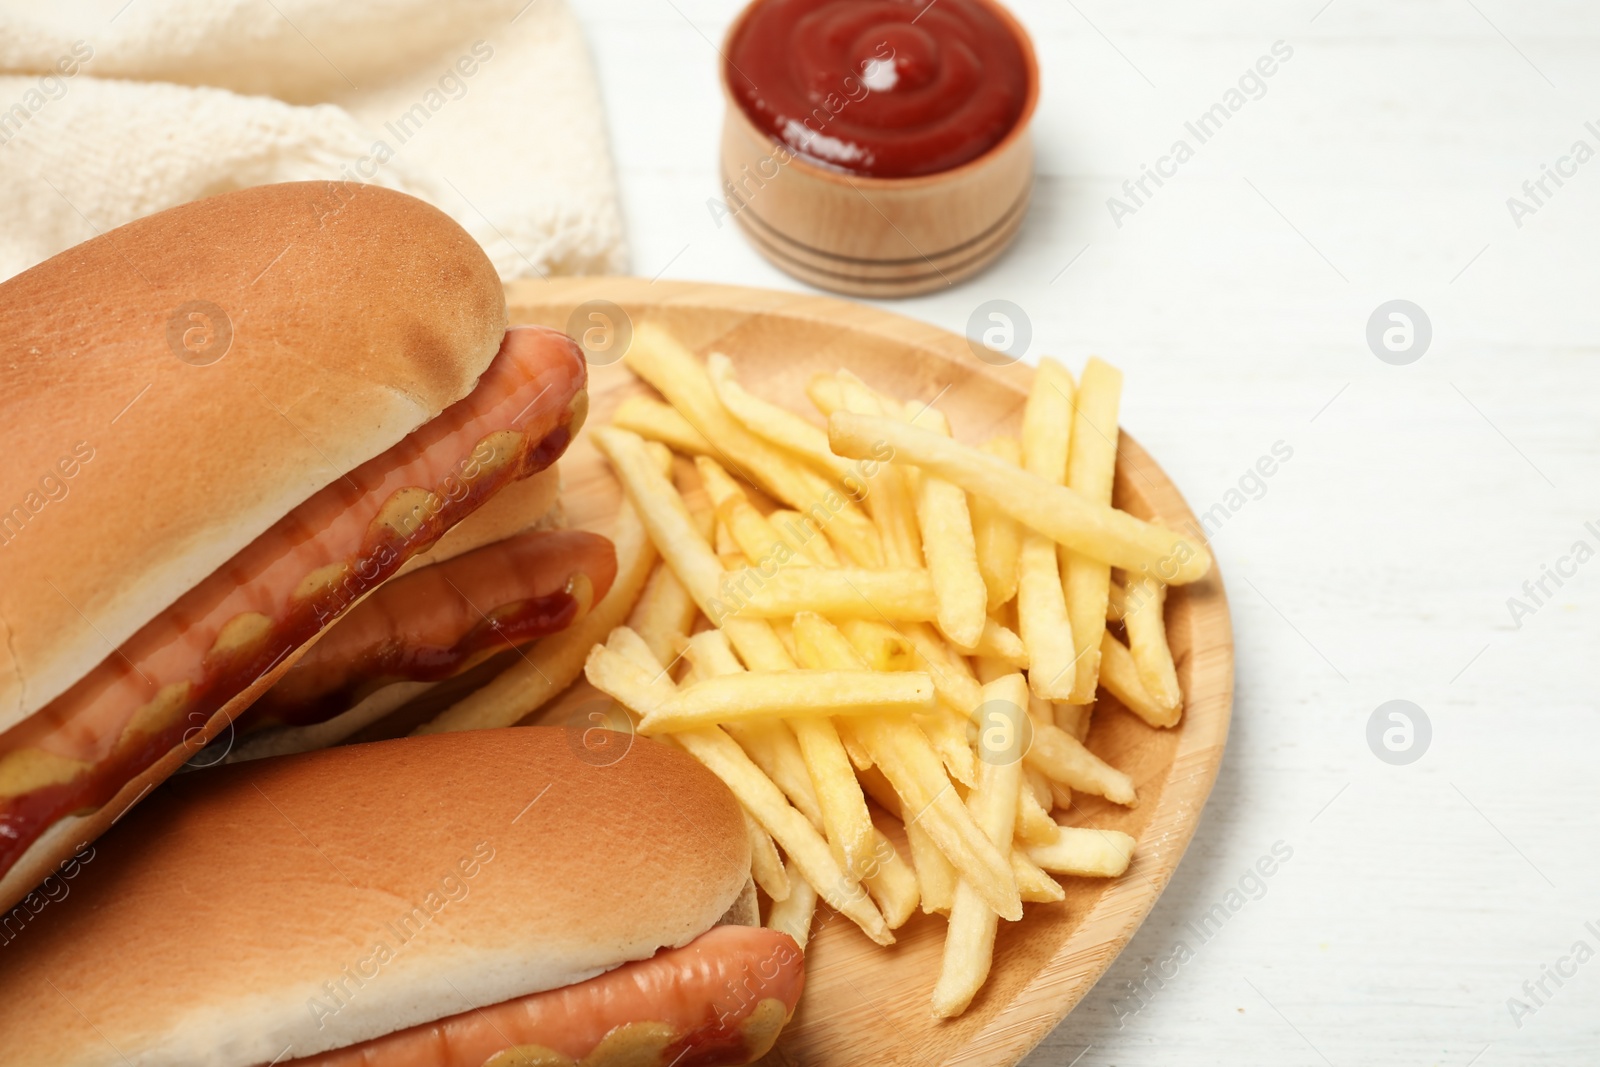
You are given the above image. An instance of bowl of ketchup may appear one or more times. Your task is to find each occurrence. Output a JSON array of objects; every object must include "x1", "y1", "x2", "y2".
[{"x1": 719, "y1": 0, "x2": 1038, "y2": 297}]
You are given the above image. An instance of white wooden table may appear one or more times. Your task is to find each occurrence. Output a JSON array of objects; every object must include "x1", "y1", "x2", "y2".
[{"x1": 569, "y1": 2, "x2": 1600, "y2": 1062}]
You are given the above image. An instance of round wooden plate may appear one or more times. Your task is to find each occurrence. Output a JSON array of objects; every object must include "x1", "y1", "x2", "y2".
[{"x1": 503, "y1": 277, "x2": 1234, "y2": 1067}]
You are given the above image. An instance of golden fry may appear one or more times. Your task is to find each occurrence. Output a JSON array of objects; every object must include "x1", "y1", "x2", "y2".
[
  {"x1": 625, "y1": 325, "x2": 881, "y2": 566},
  {"x1": 708, "y1": 352, "x2": 855, "y2": 482},
  {"x1": 827, "y1": 413, "x2": 1211, "y2": 583},
  {"x1": 1026, "y1": 825, "x2": 1135, "y2": 878},
  {"x1": 1018, "y1": 531, "x2": 1077, "y2": 699},
  {"x1": 746, "y1": 809, "x2": 790, "y2": 902},
  {"x1": 610, "y1": 394, "x2": 713, "y2": 456},
  {"x1": 837, "y1": 619, "x2": 916, "y2": 672},
  {"x1": 770, "y1": 508, "x2": 842, "y2": 566},
  {"x1": 765, "y1": 859, "x2": 816, "y2": 948},
  {"x1": 932, "y1": 672, "x2": 1028, "y2": 1018},
  {"x1": 1012, "y1": 851, "x2": 1066, "y2": 903},
  {"x1": 1062, "y1": 357, "x2": 1122, "y2": 702},
  {"x1": 835, "y1": 372, "x2": 921, "y2": 567},
  {"x1": 1123, "y1": 573, "x2": 1182, "y2": 713},
  {"x1": 906, "y1": 818, "x2": 956, "y2": 914},
  {"x1": 911, "y1": 408, "x2": 987, "y2": 649},
  {"x1": 628, "y1": 562, "x2": 699, "y2": 667},
  {"x1": 792, "y1": 614, "x2": 1021, "y2": 920},
  {"x1": 675, "y1": 725, "x2": 892, "y2": 945},
  {"x1": 862, "y1": 824, "x2": 921, "y2": 930},
  {"x1": 971, "y1": 437, "x2": 1022, "y2": 608},
  {"x1": 1024, "y1": 695, "x2": 1136, "y2": 806},
  {"x1": 1098, "y1": 630, "x2": 1181, "y2": 728},
  {"x1": 594, "y1": 426, "x2": 726, "y2": 618},
  {"x1": 640, "y1": 670, "x2": 936, "y2": 734},
  {"x1": 727, "y1": 566, "x2": 938, "y2": 620}
]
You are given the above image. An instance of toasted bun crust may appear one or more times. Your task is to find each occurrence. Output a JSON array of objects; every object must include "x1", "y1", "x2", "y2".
[
  {"x1": 0, "y1": 729, "x2": 751, "y2": 1067},
  {"x1": 0, "y1": 182, "x2": 508, "y2": 734}
]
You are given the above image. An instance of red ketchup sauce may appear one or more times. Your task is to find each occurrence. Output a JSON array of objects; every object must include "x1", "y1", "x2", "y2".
[{"x1": 726, "y1": 0, "x2": 1030, "y2": 178}]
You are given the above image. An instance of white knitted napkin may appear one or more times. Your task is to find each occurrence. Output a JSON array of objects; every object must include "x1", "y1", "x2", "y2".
[{"x1": 0, "y1": 0, "x2": 628, "y2": 282}]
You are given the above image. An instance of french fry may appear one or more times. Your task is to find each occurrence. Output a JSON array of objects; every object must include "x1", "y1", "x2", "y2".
[
  {"x1": 906, "y1": 818, "x2": 957, "y2": 914},
  {"x1": 1050, "y1": 781, "x2": 1074, "y2": 812},
  {"x1": 708, "y1": 352, "x2": 855, "y2": 482},
  {"x1": 674, "y1": 725, "x2": 893, "y2": 945},
  {"x1": 792, "y1": 614, "x2": 1021, "y2": 921},
  {"x1": 1024, "y1": 765, "x2": 1054, "y2": 811},
  {"x1": 770, "y1": 508, "x2": 841, "y2": 566},
  {"x1": 909, "y1": 408, "x2": 987, "y2": 649},
  {"x1": 594, "y1": 426, "x2": 726, "y2": 618},
  {"x1": 678, "y1": 461, "x2": 718, "y2": 541},
  {"x1": 606, "y1": 625, "x2": 666, "y2": 675},
  {"x1": 610, "y1": 394, "x2": 712, "y2": 456},
  {"x1": 765, "y1": 859, "x2": 817, "y2": 949},
  {"x1": 696, "y1": 456, "x2": 803, "y2": 572},
  {"x1": 1012, "y1": 851, "x2": 1066, "y2": 903},
  {"x1": 957, "y1": 617, "x2": 1027, "y2": 668},
  {"x1": 583, "y1": 644, "x2": 672, "y2": 719},
  {"x1": 683, "y1": 629, "x2": 827, "y2": 830},
  {"x1": 900, "y1": 622, "x2": 982, "y2": 715},
  {"x1": 933, "y1": 672, "x2": 1028, "y2": 1018},
  {"x1": 729, "y1": 566, "x2": 938, "y2": 621},
  {"x1": 665, "y1": 635, "x2": 888, "y2": 942},
  {"x1": 746, "y1": 809, "x2": 791, "y2": 902},
  {"x1": 1098, "y1": 631, "x2": 1181, "y2": 728},
  {"x1": 1022, "y1": 358, "x2": 1076, "y2": 484},
  {"x1": 720, "y1": 615, "x2": 881, "y2": 882},
  {"x1": 1024, "y1": 695, "x2": 1136, "y2": 806},
  {"x1": 1053, "y1": 703, "x2": 1092, "y2": 742},
  {"x1": 863, "y1": 824, "x2": 920, "y2": 930},
  {"x1": 418, "y1": 499, "x2": 655, "y2": 734},
  {"x1": 835, "y1": 372, "x2": 921, "y2": 567},
  {"x1": 851, "y1": 723, "x2": 1024, "y2": 921},
  {"x1": 918, "y1": 705, "x2": 976, "y2": 788},
  {"x1": 806, "y1": 372, "x2": 845, "y2": 418},
  {"x1": 1123, "y1": 573, "x2": 1182, "y2": 713},
  {"x1": 1106, "y1": 577, "x2": 1127, "y2": 621},
  {"x1": 1026, "y1": 825, "x2": 1135, "y2": 878},
  {"x1": 625, "y1": 325, "x2": 881, "y2": 566},
  {"x1": 1018, "y1": 532, "x2": 1077, "y2": 699},
  {"x1": 837, "y1": 619, "x2": 916, "y2": 672},
  {"x1": 841, "y1": 726, "x2": 873, "y2": 770},
  {"x1": 796, "y1": 712, "x2": 876, "y2": 880},
  {"x1": 855, "y1": 763, "x2": 900, "y2": 814},
  {"x1": 640, "y1": 670, "x2": 936, "y2": 734},
  {"x1": 827, "y1": 413, "x2": 1211, "y2": 583},
  {"x1": 970, "y1": 438, "x2": 1022, "y2": 608},
  {"x1": 1062, "y1": 357, "x2": 1122, "y2": 702},
  {"x1": 1016, "y1": 360, "x2": 1078, "y2": 701},
  {"x1": 1015, "y1": 781, "x2": 1059, "y2": 845},
  {"x1": 628, "y1": 563, "x2": 699, "y2": 667},
  {"x1": 714, "y1": 520, "x2": 739, "y2": 559},
  {"x1": 709, "y1": 621, "x2": 878, "y2": 879}
]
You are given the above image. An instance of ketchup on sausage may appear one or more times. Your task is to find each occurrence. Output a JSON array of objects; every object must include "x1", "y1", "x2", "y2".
[{"x1": 726, "y1": 0, "x2": 1030, "y2": 179}]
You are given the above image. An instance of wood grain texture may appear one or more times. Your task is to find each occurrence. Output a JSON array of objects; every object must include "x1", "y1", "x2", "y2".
[{"x1": 504, "y1": 277, "x2": 1234, "y2": 1067}]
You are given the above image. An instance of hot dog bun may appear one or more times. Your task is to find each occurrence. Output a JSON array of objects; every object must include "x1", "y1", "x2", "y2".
[
  {"x1": 0, "y1": 182, "x2": 507, "y2": 734},
  {"x1": 0, "y1": 728, "x2": 752, "y2": 1067}
]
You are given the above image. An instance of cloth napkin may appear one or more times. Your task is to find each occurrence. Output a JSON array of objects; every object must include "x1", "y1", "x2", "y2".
[{"x1": 0, "y1": 0, "x2": 628, "y2": 282}]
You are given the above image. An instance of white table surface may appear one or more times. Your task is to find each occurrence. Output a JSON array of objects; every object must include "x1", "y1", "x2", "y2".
[{"x1": 567, "y1": 2, "x2": 1600, "y2": 1062}]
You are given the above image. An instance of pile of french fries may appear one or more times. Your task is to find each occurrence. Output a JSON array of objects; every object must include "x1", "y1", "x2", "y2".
[{"x1": 420, "y1": 323, "x2": 1212, "y2": 1018}]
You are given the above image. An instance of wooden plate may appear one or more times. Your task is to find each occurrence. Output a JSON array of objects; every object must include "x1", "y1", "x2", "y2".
[{"x1": 503, "y1": 277, "x2": 1234, "y2": 1067}]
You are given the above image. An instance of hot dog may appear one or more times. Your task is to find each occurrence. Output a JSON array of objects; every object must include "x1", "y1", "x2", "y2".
[
  {"x1": 220, "y1": 527, "x2": 617, "y2": 761},
  {"x1": 0, "y1": 729, "x2": 806, "y2": 1067},
  {"x1": 0, "y1": 183, "x2": 600, "y2": 910}
]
